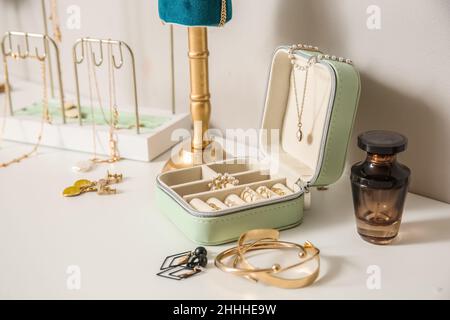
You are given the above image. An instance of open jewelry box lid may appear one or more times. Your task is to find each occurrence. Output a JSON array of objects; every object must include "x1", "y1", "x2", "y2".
[{"x1": 260, "y1": 46, "x2": 361, "y2": 187}]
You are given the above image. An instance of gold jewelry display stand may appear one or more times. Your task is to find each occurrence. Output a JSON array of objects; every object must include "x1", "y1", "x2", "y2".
[
  {"x1": 1, "y1": 31, "x2": 65, "y2": 121},
  {"x1": 0, "y1": 31, "x2": 190, "y2": 161},
  {"x1": 41, "y1": 0, "x2": 56, "y2": 98},
  {"x1": 162, "y1": 27, "x2": 224, "y2": 172},
  {"x1": 72, "y1": 37, "x2": 141, "y2": 134}
]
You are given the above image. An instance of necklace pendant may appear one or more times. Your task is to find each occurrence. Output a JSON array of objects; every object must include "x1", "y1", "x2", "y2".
[{"x1": 296, "y1": 128, "x2": 303, "y2": 142}]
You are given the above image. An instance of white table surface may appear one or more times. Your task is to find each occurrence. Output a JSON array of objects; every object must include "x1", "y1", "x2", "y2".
[{"x1": 0, "y1": 141, "x2": 449, "y2": 300}]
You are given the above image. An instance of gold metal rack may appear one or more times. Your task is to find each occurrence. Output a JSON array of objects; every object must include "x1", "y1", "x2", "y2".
[
  {"x1": 1, "y1": 31, "x2": 66, "y2": 122},
  {"x1": 72, "y1": 38, "x2": 141, "y2": 134},
  {"x1": 41, "y1": 0, "x2": 56, "y2": 98}
]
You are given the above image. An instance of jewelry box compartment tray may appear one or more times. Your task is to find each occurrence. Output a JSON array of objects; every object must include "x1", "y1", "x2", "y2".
[{"x1": 156, "y1": 160, "x2": 305, "y2": 245}]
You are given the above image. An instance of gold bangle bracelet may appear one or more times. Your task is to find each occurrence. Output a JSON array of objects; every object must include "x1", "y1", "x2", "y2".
[{"x1": 215, "y1": 229, "x2": 320, "y2": 289}]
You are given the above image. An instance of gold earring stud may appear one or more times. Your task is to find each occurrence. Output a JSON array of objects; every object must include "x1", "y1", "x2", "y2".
[
  {"x1": 97, "y1": 185, "x2": 117, "y2": 195},
  {"x1": 107, "y1": 171, "x2": 123, "y2": 183}
]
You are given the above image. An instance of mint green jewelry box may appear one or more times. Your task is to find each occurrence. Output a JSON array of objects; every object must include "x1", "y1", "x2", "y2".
[{"x1": 156, "y1": 45, "x2": 361, "y2": 245}]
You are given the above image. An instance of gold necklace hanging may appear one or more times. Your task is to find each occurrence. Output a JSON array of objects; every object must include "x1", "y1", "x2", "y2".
[
  {"x1": 218, "y1": 0, "x2": 227, "y2": 27},
  {"x1": 288, "y1": 44, "x2": 354, "y2": 143},
  {"x1": 0, "y1": 56, "x2": 50, "y2": 168},
  {"x1": 291, "y1": 66, "x2": 308, "y2": 142},
  {"x1": 49, "y1": 0, "x2": 62, "y2": 43},
  {"x1": 288, "y1": 44, "x2": 319, "y2": 142},
  {"x1": 105, "y1": 43, "x2": 120, "y2": 162},
  {"x1": 86, "y1": 42, "x2": 120, "y2": 166}
]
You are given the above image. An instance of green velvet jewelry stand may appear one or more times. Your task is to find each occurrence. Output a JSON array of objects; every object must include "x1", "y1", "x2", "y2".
[
  {"x1": 159, "y1": 0, "x2": 232, "y2": 26},
  {"x1": 158, "y1": 0, "x2": 233, "y2": 172}
]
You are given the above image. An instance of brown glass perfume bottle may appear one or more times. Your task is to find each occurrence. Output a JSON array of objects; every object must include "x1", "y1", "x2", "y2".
[{"x1": 351, "y1": 131, "x2": 411, "y2": 245}]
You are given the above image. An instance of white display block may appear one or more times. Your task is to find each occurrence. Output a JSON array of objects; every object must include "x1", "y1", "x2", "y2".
[
  {"x1": 0, "y1": 79, "x2": 191, "y2": 161},
  {"x1": 0, "y1": 111, "x2": 191, "y2": 161}
]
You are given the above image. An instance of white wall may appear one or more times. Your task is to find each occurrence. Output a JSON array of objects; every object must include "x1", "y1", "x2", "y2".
[{"x1": 1, "y1": 0, "x2": 449, "y2": 203}]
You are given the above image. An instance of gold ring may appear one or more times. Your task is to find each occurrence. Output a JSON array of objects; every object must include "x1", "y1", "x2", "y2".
[
  {"x1": 271, "y1": 187, "x2": 285, "y2": 196},
  {"x1": 207, "y1": 202, "x2": 221, "y2": 211},
  {"x1": 224, "y1": 194, "x2": 246, "y2": 207},
  {"x1": 255, "y1": 186, "x2": 274, "y2": 199},
  {"x1": 208, "y1": 173, "x2": 240, "y2": 191},
  {"x1": 240, "y1": 187, "x2": 262, "y2": 203}
]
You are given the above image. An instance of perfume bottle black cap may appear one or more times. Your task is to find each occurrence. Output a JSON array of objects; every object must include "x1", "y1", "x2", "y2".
[{"x1": 357, "y1": 130, "x2": 408, "y2": 155}]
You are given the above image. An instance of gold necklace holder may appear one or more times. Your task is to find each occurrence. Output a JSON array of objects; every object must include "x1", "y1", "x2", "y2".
[
  {"x1": 41, "y1": 0, "x2": 61, "y2": 99},
  {"x1": 0, "y1": 31, "x2": 61, "y2": 167},
  {"x1": 72, "y1": 38, "x2": 140, "y2": 134},
  {"x1": 1, "y1": 32, "x2": 190, "y2": 162},
  {"x1": 161, "y1": 27, "x2": 225, "y2": 172},
  {"x1": 1, "y1": 31, "x2": 65, "y2": 122}
]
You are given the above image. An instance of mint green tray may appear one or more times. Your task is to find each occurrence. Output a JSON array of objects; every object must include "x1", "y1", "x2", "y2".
[{"x1": 15, "y1": 99, "x2": 170, "y2": 134}]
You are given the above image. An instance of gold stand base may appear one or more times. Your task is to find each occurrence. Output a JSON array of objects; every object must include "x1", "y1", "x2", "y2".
[
  {"x1": 162, "y1": 139, "x2": 226, "y2": 173},
  {"x1": 162, "y1": 26, "x2": 217, "y2": 173}
]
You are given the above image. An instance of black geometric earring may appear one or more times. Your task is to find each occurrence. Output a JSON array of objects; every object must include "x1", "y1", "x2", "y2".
[
  {"x1": 160, "y1": 250, "x2": 192, "y2": 270},
  {"x1": 157, "y1": 247, "x2": 208, "y2": 280}
]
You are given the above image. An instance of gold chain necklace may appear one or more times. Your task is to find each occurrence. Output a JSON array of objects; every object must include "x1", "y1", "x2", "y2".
[
  {"x1": 86, "y1": 42, "x2": 120, "y2": 165},
  {"x1": 289, "y1": 44, "x2": 354, "y2": 143},
  {"x1": 87, "y1": 44, "x2": 110, "y2": 125},
  {"x1": 0, "y1": 56, "x2": 49, "y2": 168},
  {"x1": 106, "y1": 43, "x2": 120, "y2": 161},
  {"x1": 50, "y1": 0, "x2": 62, "y2": 43},
  {"x1": 291, "y1": 65, "x2": 309, "y2": 142},
  {"x1": 218, "y1": 0, "x2": 227, "y2": 27},
  {"x1": 289, "y1": 44, "x2": 319, "y2": 142}
]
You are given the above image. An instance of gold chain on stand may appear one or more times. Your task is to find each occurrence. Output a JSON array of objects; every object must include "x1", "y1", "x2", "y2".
[
  {"x1": 86, "y1": 42, "x2": 120, "y2": 165},
  {"x1": 0, "y1": 83, "x2": 8, "y2": 148},
  {"x1": 218, "y1": 0, "x2": 227, "y2": 27},
  {"x1": 50, "y1": 0, "x2": 62, "y2": 43},
  {"x1": 0, "y1": 57, "x2": 49, "y2": 168},
  {"x1": 106, "y1": 43, "x2": 120, "y2": 161},
  {"x1": 87, "y1": 43, "x2": 109, "y2": 125}
]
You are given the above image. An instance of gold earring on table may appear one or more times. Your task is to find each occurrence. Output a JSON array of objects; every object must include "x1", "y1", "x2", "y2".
[
  {"x1": 107, "y1": 171, "x2": 123, "y2": 183},
  {"x1": 62, "y1": 172, "x2": 123, "y2": 197},
  {"x1": 97, "y1": 184, "x2": 117, "y2": 195}
]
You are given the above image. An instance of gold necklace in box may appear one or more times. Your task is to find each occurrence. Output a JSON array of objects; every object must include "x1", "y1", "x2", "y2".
[
  {"x1": 0, "y1": 56, "x2": 50, "y2": 168},
  {"x1": 288, "y1": 44, "x2": 353, "y2": 143},
  {"x1": 289, "y1": 44, "x2": 319, "y2": 142}
]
